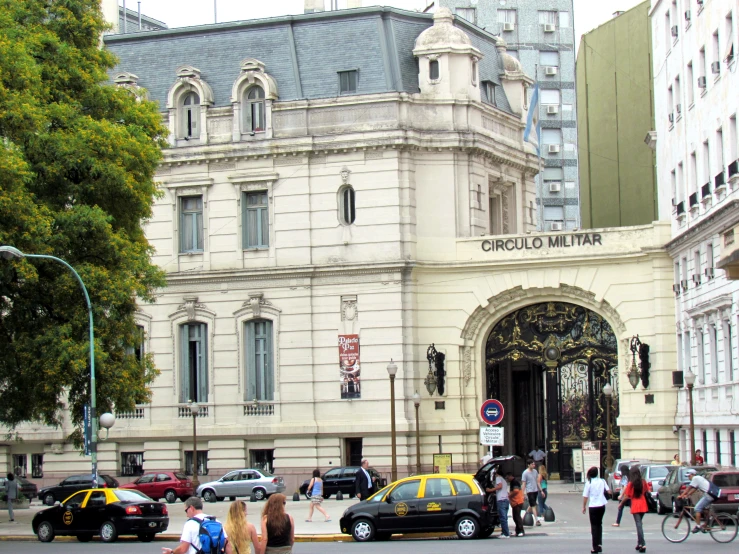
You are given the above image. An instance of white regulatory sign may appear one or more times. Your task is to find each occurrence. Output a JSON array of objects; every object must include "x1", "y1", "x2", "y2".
[{"x1": 479, "y1": 426, "x2": 504, "y2": 446}]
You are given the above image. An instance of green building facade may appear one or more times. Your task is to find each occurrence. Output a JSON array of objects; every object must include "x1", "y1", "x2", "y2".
[{"x1": 576, "y1": 1, "x2": 657, "y2": 228}]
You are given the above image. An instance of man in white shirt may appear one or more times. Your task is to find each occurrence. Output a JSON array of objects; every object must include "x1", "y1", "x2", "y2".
[
  {"x1": 161, "y1": 496, "x2": 230, "y2": 554},
  {"x1": 679, "y1": 470, "x2": 716, "y2": 533},
  {"x1": 490, "y1": 470, "x2": 510, "y2": 538}
]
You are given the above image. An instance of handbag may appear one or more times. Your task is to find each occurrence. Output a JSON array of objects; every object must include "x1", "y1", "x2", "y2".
[{"x1": 645, "y1": 492, "x2": 657, "y2": 512}]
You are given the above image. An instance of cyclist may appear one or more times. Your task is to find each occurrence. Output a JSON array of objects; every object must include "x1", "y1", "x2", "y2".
[{"x1": 678, "y1": 469, "x2": 719, "y2": 533}]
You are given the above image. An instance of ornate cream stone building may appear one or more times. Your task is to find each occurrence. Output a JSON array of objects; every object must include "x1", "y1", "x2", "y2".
[{"x1": 3, "y1": 7, "x2": 679, "y2": 491}]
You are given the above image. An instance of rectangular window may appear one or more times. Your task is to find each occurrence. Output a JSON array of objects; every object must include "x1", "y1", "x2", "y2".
[
  {"x1": 707, "y1": 240, "x2": 714, "y2": 269},
  {"x1": 540, "y1": 89, "x2": 561, "y2": 105},
  {"x1": 338, "y1": 70, "x2": 358, "y2": 94},
  {"x1": 702, "y1": 430, "x2": 708, "y2": 459},
  {"x1": 703, "y1": 140, "x2": 711, "y2": 184},
  {"x1": 12, "y1": 454, "x2": 27, "y2": 477},
  {"x1": 245, "y1": 319, "x2": 274, "y2": 401},
  {"x1": 713, "y1": 30, "x2": 720, "y2": 66},
  {"x1": 716, "y1": 431, "x2": 722, "y2": 464},
  {"x1": 694, "y1": 249, "x2": 701, "y2": 278},
  {"x1": 250, "y1": 449, "x2": 275, "y2": 473},
  {"x1": 726, "y1": 13, "x2": 735, "y2": 63},
  {"x1": 540, "y1": 51, "x2": 560, "y2": 67},
  {"x1": 671, "y1": 169, "x2": 677, "y2": 200},
  {"x1": 559, "y1": 12, "x2": 571, "y2": 28},
  {"x1": 483, "y1": 81, "x2": 496, "y2": 104},
  {"x1": 731, "y1": 115, "x2": 738, "y2": 162},
  {"x1": 121, "y1": 452, "x2": 144, "y2": 477},
  {"x1": 668, "y1": 86, "x2": 674, "y2": 117},
  {"x1": 717, "y1": 128, "x2": 725, "y2": 175},
  {"x1": 684, "y1": 331, "x2": 691, "y2": 373},
  {"x1": 429, "y1": 59, "x2": 440, "y2": 80},
  {"x1": 690, "y1": 151, "x2": 697, "y2": 196},
  {"x1": 731, "y1": 431, "x2": 737, "y2": 467},
  {"x1": 31, "y1": 454, "x2": 43, "y2": 478},
  {"x1": 687, "y1": 62, "x2": 694, "y2": 104},
  {"x1": 698, "y1": 326, "x2": 706, "y2": 382},
  {"x1": 179, "y1": 196, "x2": 203, "y2": 253},
  {"x1": 710, "y1": 324, "x2": 718, "y2": 383},
  {"x1": 677, "y1": 163, "x2": 684, "y2": 201},
  {"x1": 497, "y1": 9, "x2": 516, "y2": 24},
  {"x1": 724, "y1": 319, "x2": 733, "y2": 375},
  {"x1": 677, "y1": 333, "x2": 684, "y2": 371},
  {"x1": 675, "y1": 76, "x2": 682, "y2": 110},
  {"x1": 455, "y1": 7, "x2": 476, "y2": 23},
  {"x1": 180, "y1": 323, "x2": 208, "y2": 403},
  {"x1": 184, "y1": 451, "x2": 209, "y2": 476},
  {"x1": 538, "y1": 11, "x2": 557, "y2": 25},
  {"x1": 243, "y1": 191, "x2": 269, "y2": 249},
  {"x1": 699, "y1": 46, "x2": 707, "y2": 79},
  {"x1": 543, "y1": 206, "x2": 564, "y2": 221},
  {"x1": 541, "y1": 129, "x2": 562, "y2": 144}
]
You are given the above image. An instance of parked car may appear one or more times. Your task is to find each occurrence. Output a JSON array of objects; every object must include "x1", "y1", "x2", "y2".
[
  {"x1": 32, "y1": 488, "x2": 168, "y2": 543},
  {"x1": 707, "y1": 470, "x2": 739, "y2": 514},
  {"x1": 639, "y1": 463, "x2": 672, "y2": 508},
  {"x1": 606, "y1": 459, "x2": 651, "y2": 500},
  {"x1": 119, "y1": 472, "x2": 193, "y2": 504},
  {"x1": 473, "y1": 455, "x2": 526, "y2": 489},
  {"x1": 196, "y1": 468, "x2": 285, "y2": 502},
  {"x1": 0, "y1": 476, "x2": 39, "y2": 500},
  {"x1": 340, "y1": 473, "x2": 493, "y2": 541},
  {"x1": 656, "y1": 465, "x2": 718, "y2": 514},
  {"x1": 39, "y1": 474, "x2": 120, "y2": 506},
  {"x1": 299, "y1": 466, "x2": 387, "y2": 500}
]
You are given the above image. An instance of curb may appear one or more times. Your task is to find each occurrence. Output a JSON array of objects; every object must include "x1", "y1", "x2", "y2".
[{"x1": 0, "y1": 532, "x2": 454, "y2": 543}]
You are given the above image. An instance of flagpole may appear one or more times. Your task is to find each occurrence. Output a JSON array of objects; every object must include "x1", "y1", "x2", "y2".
[
  {"x1": 214, "y1": 0, "x2": 217, "y2": 23},
  {"x1": 535, "y1": 63, "x2": 544, "y2": 231}
]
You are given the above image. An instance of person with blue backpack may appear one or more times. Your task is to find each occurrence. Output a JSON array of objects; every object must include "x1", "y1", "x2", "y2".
[{"x1": 162, "y1": 496, "x2": 232, "y2": 554}]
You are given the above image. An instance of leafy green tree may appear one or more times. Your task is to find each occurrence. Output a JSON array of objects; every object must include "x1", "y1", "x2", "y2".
[{"x1": 0, "y1": 0, "x2": 167, "y2": 443}]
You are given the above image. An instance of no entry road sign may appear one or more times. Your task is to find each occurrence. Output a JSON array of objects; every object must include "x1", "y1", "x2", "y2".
[{"x1": 480, "y1": 399, "x2": 504, "y2": 426}]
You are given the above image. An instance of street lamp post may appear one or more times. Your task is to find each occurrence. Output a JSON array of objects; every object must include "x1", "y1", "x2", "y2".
[
  {"x1": 190, "y1": 401, "x2": 200, "y2": 489},
  {"x1": 0, "y1": 245, "x2": 113, "y2": 486},
  {"x1": 413, "y1": 391, "x2": 421, "y2": 475},
  {"x1": 685, "y1": 370, "x2": 696, "y2": 465},
  {"x1": 603, "y1": 383, "x2": 613, "y2": 472},
  {"x1": 387, "y1": 360, "x2": 398, "y2": 482}
]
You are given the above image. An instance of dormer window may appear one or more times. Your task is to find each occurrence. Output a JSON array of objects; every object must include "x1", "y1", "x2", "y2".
[
  {"x1": 244, "y1": 86, "x2": 265, "y2": 133},
  {"x1": 338, "y1": 70, "x2": 358, "y2": 94},
  {"x1": 181, "y1": 92, "x2": 200, "y2": 139},
  {"x1": 429, "y1": 59, "x2": 440, "y2": 80}
]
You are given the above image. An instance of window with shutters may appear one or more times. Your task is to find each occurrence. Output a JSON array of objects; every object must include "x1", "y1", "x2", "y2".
[
  {"x1": 245, "y1": 319, "x2": 274, "y2": 401},
  {"x1": 180, "y1": 323, "x2": 208, "y2": 403},
  {"x1": 243, "y1": 86, "x2": 266, "y2": 133},
  {"x1": 179, "y1": 196, "x2": 204, "y2": 253},
  {"x1": 243, "y1": 191, "x2": 269, "y2": 248},
  {"x1": 180, "y1": 92, "x2": 200, "y2": 139},
  {"x1": 497, "y1": 9, "x2": 516, "y2": 24}
]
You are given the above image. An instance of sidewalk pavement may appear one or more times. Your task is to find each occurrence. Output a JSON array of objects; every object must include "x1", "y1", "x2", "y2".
[{"x1": 0, "y1": 481, "x2": 584, "y2": 542}]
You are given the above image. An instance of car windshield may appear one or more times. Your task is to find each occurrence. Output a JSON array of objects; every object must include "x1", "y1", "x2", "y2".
[
  {"x1": 114, "y1": 490, "x2": 151, "y2": 502},
  {"x1": 367, "y1": 484, "x2": 390, "y2": 502}
]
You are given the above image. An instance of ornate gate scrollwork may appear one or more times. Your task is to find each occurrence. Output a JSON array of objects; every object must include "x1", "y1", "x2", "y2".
[{"x1": 485, "y1": 302, "x2": 620, "y2": 478}]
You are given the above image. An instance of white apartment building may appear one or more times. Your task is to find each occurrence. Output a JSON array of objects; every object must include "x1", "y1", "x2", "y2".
[{"x1": 650, "y1": 0, "x2": 739, "y2": 466}]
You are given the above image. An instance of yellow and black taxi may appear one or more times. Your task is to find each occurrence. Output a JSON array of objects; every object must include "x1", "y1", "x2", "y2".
[
  {"x1": 32, "y1": 488, "x2": 169, "y2": 543},
  {"x1": 339, "y1": 473, "x2": 496, "y2": 541}
]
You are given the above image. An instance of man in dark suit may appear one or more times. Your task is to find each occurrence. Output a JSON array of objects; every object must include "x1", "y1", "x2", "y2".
[{"x1": 355, "y1": 459, "x2": 375, "y2": 500}]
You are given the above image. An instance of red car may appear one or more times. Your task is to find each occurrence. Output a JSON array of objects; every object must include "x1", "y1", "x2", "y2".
[{"x1": 120, "y1": 472, "x2": 193, "y2": 504}]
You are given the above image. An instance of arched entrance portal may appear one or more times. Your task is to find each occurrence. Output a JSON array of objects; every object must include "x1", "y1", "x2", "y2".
[{"x1": 485, "y1": 302, "x2": 620, "y2": 479}]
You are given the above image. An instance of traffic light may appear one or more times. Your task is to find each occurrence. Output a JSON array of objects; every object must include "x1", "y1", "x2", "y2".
[{"x1": 639, "y1": 343, "x2": 650, "y2": 388}]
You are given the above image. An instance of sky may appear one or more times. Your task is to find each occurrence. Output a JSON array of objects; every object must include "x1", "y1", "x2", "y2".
[{"x1": 120, "y1": 0, "x2": 648, "y2": 50}]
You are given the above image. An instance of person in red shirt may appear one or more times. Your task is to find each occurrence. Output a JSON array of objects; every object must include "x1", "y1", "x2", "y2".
[
  {"x1": 694, "y1": 449, "x2": 704, "y2": 465},
  {"x1": 618, "y1": 466, "x2": 651, "y2": 553}
]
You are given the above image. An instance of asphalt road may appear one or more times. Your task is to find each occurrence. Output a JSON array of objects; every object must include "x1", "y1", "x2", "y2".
[{"x1": 0, "y1": 533, "x2": 736, "y2": 554}]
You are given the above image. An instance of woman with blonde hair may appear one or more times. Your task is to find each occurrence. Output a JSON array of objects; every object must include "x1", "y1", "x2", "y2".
[
  {"x1": 261, "y1": 493, "x2": 295, "y2": 554},
  {"x1": 224, "y1": 500, "x2": 262, "y2": 554},
  {"x1": 537, "y1": 464, "x2": 550, "y2": 518}
]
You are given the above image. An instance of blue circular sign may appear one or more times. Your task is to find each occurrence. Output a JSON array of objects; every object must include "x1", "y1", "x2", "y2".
[{"x1": 480, "y1": 399, "x2": 505, "y2": 425}]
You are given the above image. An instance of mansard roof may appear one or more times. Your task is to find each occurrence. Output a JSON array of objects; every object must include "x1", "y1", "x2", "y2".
[{"x1": 104, "y1": 6, "x2": 512, "y2": 114}]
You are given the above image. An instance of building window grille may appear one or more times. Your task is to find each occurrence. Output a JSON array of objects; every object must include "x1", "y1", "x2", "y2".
[
  {"x1": 243, "y1": 191, "x2": 269, "y2": 248},
  {"x1": 338, "y1": 70, "x2": 358, "y2": 94},
  {"x1": 184, "y1": 451, "x2": 209, "y2": 476},
  {"x1": 179, "y1": 196, "x2": 204, "y2": 253},
  {"x1": 245, "y1": 319, "x2": 274, "y2": 402},
  {"x1": 244, "y1": 86, "x2": 265, "y2": 133},
  {"x1": 121, "y1": 452, "x2": 144, "y2": 476},
  {"x1": 31, "y1": 454, "x2": 43, "y2": 478},
  {"x1": 180, "y1": 323, "x2": 208, "y2": 403}
]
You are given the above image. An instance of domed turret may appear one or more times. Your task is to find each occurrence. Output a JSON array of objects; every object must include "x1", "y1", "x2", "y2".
[
  {"x1": 413, "y1": 8, "x2": 482, "y2": 102},
  {"x1": 496, "y1": 38, "x2": 524, "y2": 76},
  {"x1": 494, "y1": 37, "x2": 532, "y2": 118}
]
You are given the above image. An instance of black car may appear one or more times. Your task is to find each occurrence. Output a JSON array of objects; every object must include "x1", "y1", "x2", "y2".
[
  {"x1": 0, "y1": 476, "x2": 39, "y2": 500},
  {"x1": 299, "y1": 466, "x2": 387, "y2": 499},
  {"x1": 32, "y1": 488, "x2": 168, "y2": 543},
  {"x1": 339, "y1": 473, "x2": 494, "y2": 542},
  {"x1": 39, "y1": 474, "x2": 119, "y2": 506}
]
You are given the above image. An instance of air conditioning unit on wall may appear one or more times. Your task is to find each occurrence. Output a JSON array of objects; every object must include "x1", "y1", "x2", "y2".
[
  {"x1": 503, "y1": 22, "x2": 515, "y2": 31},
  {"x1": 547, "y1": 104, "x2": 559, "y2": 114},
  {"x1": 550, "y1": 222, "x2": 563, "y2": 231},
  {"x1": 545, "y1": 66, "x2": 558, "y2": 76},
  {"x1": 548, "y1": 144, "x2": 561, "y2": 154},
  {"x1": 549, "y1": 182, "x2": 562, "y2": 192},
  {"x1": 543, "y1": 24, "x2": 556, "y2": 33}
]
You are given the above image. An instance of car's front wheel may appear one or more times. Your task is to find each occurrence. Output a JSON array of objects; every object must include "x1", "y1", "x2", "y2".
[
  {"x1": 43, "y1": 493, "x2": 55, "y2": 506},
  {"x1": 100, "y1": 521, "x2": 118, "y2": 543},
  {"x1": 36, "y1": 521, "x2": 55, "y2": 543},
  {"x1": 202, "y1": 489, "x2": 217, "y2": 503},
  {"x1": 164, "y1": 489, "x2": 178, "y2": 504},
  {"x1": 252, "y1": 488, "x2": 266, "y2": 501},
  {"x1": 455, "y1": 515, "x2": 480, "y2": 540},
  {"x1": 351, "y1": 518, "x2": 376, "y2": 542}
]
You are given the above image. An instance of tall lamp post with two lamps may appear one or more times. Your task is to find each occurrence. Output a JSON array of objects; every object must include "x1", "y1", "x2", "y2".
[
  {"x1": 685, "y1": 370, "x2": 697, "y2": 465},
  {"x1": 0, "y1": 245, "x2": 115, "y2": 485},
  {"x1": 387, "y1": 360, "x2": 398, "y2": 483}
]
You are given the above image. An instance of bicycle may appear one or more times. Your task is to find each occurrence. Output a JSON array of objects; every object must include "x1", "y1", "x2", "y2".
[{"x1": 661, "y1": 501, "x2": 738, "y2": 543}]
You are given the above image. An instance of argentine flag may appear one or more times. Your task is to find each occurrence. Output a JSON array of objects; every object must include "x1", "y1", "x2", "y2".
[{"x1": 523, "y1": 82, "x2": 541, "y2": 156}]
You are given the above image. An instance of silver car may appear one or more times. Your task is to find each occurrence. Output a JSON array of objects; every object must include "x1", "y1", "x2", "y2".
[
  {"x1": 196, "y1": 468, "x2": 285, "y2": 502},
  {"x1": 640, "y1": 463, "x2": 672, "y2": 503}
]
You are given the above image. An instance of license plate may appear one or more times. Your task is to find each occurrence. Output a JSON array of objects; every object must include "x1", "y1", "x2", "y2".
[
  {"x1": 733, "y1": 494, "x2": 739, "y2": 500},
  {"x1": 149, "y1": 522, "x2": 157, "y2": 527}
]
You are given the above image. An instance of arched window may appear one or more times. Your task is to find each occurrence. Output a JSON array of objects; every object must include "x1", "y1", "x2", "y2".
[
  {"x1": 181, "y1": 92, "x2": 200, "y2": 139},
  {"x1": 244, "y1": 86, "x2": 266, "y2": 133},
  {"x1": 339, "y1": 186, "x2": 356, "y2": 225}
]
